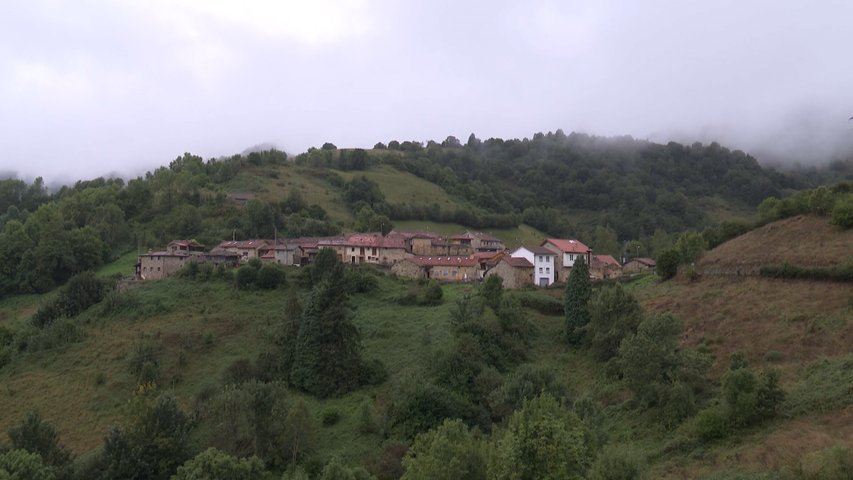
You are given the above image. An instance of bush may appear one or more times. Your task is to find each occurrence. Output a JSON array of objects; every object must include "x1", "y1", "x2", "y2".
[
  {"x1": 322, "y1": 409, "x2": 342, "y2": 427},
  {"x1": 235, "y1": 265, "x2": 258, "y2": 289},
  {"x1": 656, "y1": 249, "x2": 681, "y2": 280},
  {"x1": 489, "y1": 364, "x2": 570, "y2": 420},
  {"x1": 692, "y1": 406, "x2": 730, "y2": 442},
  {"x1": 221, "y1": 358, "x2": 256, "y2": 385},
  {"x1": 359, "y1": 358, "x2": 389, "y2": 386},
  {"x1": 830, "y1": 196, "x2": 853, "y2": 229},
  {"x1": 346, "y1": 269, "x2": 379, "y2": 294},
  {"x1": 421, "y1": 281, "x2": 443, "y2": 306},
  {"x1": 32, "y1": 271, "x2": 108, "y2": 328},
  {"x1": 589, "y1": 444, "x2": 648, "y2": 480},
  {"x1": 510, "y1": 292, "x2": 564, "y2": 315},
  {"x1": 129, "y1": 338, "x2": 161, "y2": 383},
  {"x1": 389, "y1": 383, "x2": 488, "y2": 440},
  {"x1": 256, "y1": 264, "x2": 286, "y2": 289}
]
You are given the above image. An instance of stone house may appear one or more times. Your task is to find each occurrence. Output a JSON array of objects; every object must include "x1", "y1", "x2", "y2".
[
  {"x1": 317, "y1": 233, "x2": 409, "y2": 265},
  {"x1": 388, "y1": 230, "x2": 474, "y2": 256},
  {"x1": 137, "y1": 251, "x2": 191, "y2": 280},
  {"x1": 484, "y1": 256, "x2": 533, "y2": 289},
  {"x1": 450, "y1": 231, "x2": 506, "y2": 252},
  {"x1": 590, "y1": 254, "x2": 622, "y2": 280},
  {"x1": 541, "y1": 239, "x2": 592, "y2": 282},
  {"x1": 623, "y1": 257, "x2": 656, "y2": 274},
  {"x1": 167, "y1": 239, "x2": 205, "y2": 255},
  {"x1": 217, "y1": 239, "x2": 273, "y2": 261},
  {"x1": 512, "y1": 246, "x2": 557, "y2": 287},
  {"x1": 391, "y1": 256, "x2": 480, "y2": 282}
]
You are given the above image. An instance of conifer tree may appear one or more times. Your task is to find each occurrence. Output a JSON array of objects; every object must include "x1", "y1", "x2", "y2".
[
  {"x1": 564, "y1": 256, "x2": 591, "y2": 345},
  {"x1": 291, "y1": 256, "x2": 363, "y2": 398}
]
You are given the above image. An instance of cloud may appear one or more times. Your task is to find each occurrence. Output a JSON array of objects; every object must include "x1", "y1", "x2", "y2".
[{"x1": 1, "y1": 0, "x2": 852, "y2": 181}]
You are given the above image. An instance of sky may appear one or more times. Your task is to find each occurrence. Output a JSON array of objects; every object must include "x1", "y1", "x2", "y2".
[{"x1": 2, "y1": 0, "x2": 853, "y2": 182}]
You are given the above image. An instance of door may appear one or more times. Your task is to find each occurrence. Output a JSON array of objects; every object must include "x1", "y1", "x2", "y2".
[{"x1": 539, "y1": 277, "x2": 548, "y2": 287}]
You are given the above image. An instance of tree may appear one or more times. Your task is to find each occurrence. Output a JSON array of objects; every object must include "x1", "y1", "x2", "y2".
[
  {"x1": 480, "y1": 274, "x2": 503, "y2": 311},
  {"x1": 256, "y1": 264, "x2": 286, "y2": 290},
  {"x1": 291, "y1": 258, "x2": 363, "y2": 397},
  {"x1": 587, "y1": 284, "x2": 643, "y2": 361},
  {"x1": 490, "y1": 394, "x2": 592, "y2": 480},
  {"x1": 6, "y1": 412, "x2": 71, "y2": 469},
  {"x1": 616, "y1": 314, "x2": 709, "y2": 425},
  {"x1": 319, "y1": 456, "x2": 376, "y2": 480},
  {"x1": 674, "y1": 231, "x2": 706, "y2": 264},
  {"x1": 831, "y1": 195, "x2": 853, "y2": 229},
  {"x1": 421, "y1": 281, "x2": 443, "y2": 306},
  {"x1": 98, "y1": 395, "x2": 192, "y2": 480},
  {"x1": 0, "y1": 449, "x2": 57, "y2": 480},
  {"x1": 172, "y1": 448, "x2": 266, "y2": 480},
  {"x1": 401, "y1": 419, "x2": 486, "y2": 480},
  {"x1": 564, "y1": 256, "x2": 591, "y2": 344},
  {"x1": 655, "y1": 249, "x2": 680, "y2": 280},
  {"x1": 592, "y1": 225, "x2": 620, "y2": 258}
]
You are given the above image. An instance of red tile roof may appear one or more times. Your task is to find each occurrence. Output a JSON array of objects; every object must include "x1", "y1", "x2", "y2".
[
  {"x1": 387, "y1": 230, "x2": 443, "y2": 240},
  {"x1": 542, "y1": 239, "x2": 591, "y2": 254},
  {"x1": 592, "y1": 255, "x2": 621, "y2": 267},
  {"x1": 407, "y1": 256, "x2": 479, "y2": 267}
]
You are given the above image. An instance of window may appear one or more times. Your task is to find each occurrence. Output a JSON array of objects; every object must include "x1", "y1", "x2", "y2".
[
  {"x1": 538, "y1": 255, "x2": 543, "y2": 262},
  {"x1": 570, "y1": 254, "x2": 574, "y2": 261},
  {"x1": 539, "y1": 267, "x2": 543, "y2": 273},
  {"x1": 546, "y1": 267, "x2": 550, "y2": 273}
]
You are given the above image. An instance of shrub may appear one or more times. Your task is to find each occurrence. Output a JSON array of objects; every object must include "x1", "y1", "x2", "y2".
[
  {"x1": 656, "y1": 249, "x2": 681, "y2": 280},
  {"x1": 256, "y1": 264, "x2": 286, "y2": 290},
  {"x1": 221, "y1": 358, "x2": 256, "y2": 385},
  {"x1": 796, "y1": 444, "x2": 853, "y2": 480},
  {"x1": 692, "y1": 406, "x2": 730, "y2": 442},
  {"x1": 235, "y1": 265, "x2": 258, "y2": 289},
  {"x1": 489, "y1": 364, "x2": 570, "y2": 420},
  {"x1": 360, "y1": 358, "x2": 389, "y2": 387},
  {"x1": 7, "y1": 412, "x2": 72, "y2": 468},
  {"x1": 587, "y1": 284, "x2": 643, "y2": 361},
  {"x1": 173, "y1": 448, "x2": 266, "y2": 480},
  {"x1": 389, "y1": 383, "x2": 488, "y2": 440},
  {"x1": 358, "y1": 399, "x2": 376, "y2": 435},
  {"x1": 31, "y1": 271, "x2": 108, "y2": 328},
  {"x1": 510, "y1": 292, "x2": 564, "y2": 316},
  {"x1": 589, "y1": 444, "x2": 649, "y2": 480},
  {"x1": 322, "y1": 409, "x2": 342, "y2": 427},
  {"x1": 830, "y1": 195, "x2": 853, "y2": 229},
  {"x1": 421, "y1": 281, "x2": 443, "y2": 306},
  {"x1": 400, "y1": 419, "x2": 486, "y2": 480},
  {"x1": 129, "y1": 338, "x2": 161, "y2": 383}
]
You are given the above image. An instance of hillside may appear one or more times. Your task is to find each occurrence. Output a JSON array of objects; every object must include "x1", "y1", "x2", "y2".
[
  {"x1": 697, "y1": 215, "x2": 853, "y2": 275},
  {"x1": 632, "y1": 216, "x2": 853, "y2": 477}
]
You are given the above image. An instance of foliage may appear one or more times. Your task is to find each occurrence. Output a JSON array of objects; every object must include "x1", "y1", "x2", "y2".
[
  {"x1": 782, "y1": 354, "x2": 853, "y2": 416},
  {"x1": 489, "y1": 365, "x2": 571, "y2": 420},
  {"x1": 614, "y1": 314, "x2": 709, "y2": 426},
  {"x1": 489, "y1": 393, "x2": 593, "y2": 480},
  {"x1": 564, "y1": 256, "x2": 591, "y2": 344},
  {"x1": 480, "y1": 275, "x2": 503, "y2": 311},
  {"x1": 221, "y1": 358, "x2": 256, "y2": 385},
  {"x1": 421, "y1": 281, "x2": 444, "y2": 306},
  {"x1": 235, "y1": 265, "x2": 258, "y2": 290},
  {"x1": 0, "y1": 449, "x2": 57, "y2": 480},
  {"x1": 291, "y1": 255, "x2": 364, "y2": 397},
  {"x1": 759, "y1": 262, "x2": 853, "y2": 282},
  {"x1": 31, "y1": 271, "x2": 108, "y2": 328},
  {"x1": 509, "y1": 291, "x2": 564, "y2": 316},
  {"x1": 256, "y1": 264, "x2": 286, "y2": 290},
  {"x1": 98, "y1": 395, "x2": 192, "y2": 480},
  {"x1": 794, "y1": 444, "x2": 853, "y2": 480},
  {"x1": 172, "y1": 448, "x2": 266, "y2": 480},
  {"x1": 6, "y1": 412, "x2": 71, "y2": 469},
  {"x1": 587, "y1": 284, "x2": 643, "y2": 361},
  {"x1": 830, "y1": 195, "x2": 853, "y2": 228},
  {"x1": 389, "y1": 382, "x2": 488, "y2": 440},
  {"x1": 319, "y1": 456, "x2": 377, "y2": 480},
  {"x1": 400, "y1": 419, "x2": 486, "y2": 480},
  {"x1": 655, "y1": 249, "x2": 681, "y2": 280},
  {"x1": 588, "y1": 444, "x2": 649, "y2": 480},
  {"x1": 674, "y1": 231, "x2": 707, "y2": 264}
]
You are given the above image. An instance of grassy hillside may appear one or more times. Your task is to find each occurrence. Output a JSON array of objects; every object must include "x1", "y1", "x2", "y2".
[
  {"x1": 0, "y1": 216, "x2": 851, "y2": 479},
  {"x1": 632, "y1": 215, "x2": 853, "y2": 477},
  {"x1": 698, "y1": 215, "x2": 853, "y2": 272}
]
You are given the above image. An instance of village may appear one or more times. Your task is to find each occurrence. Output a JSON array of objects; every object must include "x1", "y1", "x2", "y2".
[{"x1": 136, "y1": 229, "x2": 657, "y2": 288}]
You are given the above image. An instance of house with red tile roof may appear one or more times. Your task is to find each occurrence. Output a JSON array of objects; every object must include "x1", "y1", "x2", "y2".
[
  {"x1": 541, "y1": 238, "x2": 592, "y2": 282},
  {"x1": 590, "y1": 254, "x2": 622, "y2": 280},
  {"x1": 512, "y1": 246, "x2": 558, "y2": 286}
]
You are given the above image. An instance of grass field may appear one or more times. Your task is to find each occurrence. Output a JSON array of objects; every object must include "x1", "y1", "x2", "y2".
[{"x1": 95, "y1": 250, "x2": 139, "y2": 278}]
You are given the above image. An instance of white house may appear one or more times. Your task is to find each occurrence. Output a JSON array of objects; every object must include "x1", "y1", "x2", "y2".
[
  {"x1": 513, "y1": 246, "x2": 557, "y2": 287},
  {"x1": 541, "y1": 238, "x2": 592, "y2": 282}
]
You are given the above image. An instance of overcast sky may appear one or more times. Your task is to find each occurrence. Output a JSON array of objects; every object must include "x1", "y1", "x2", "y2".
[{"x1": 2, "y1": 0, "x2": 852, "y2": 182}]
